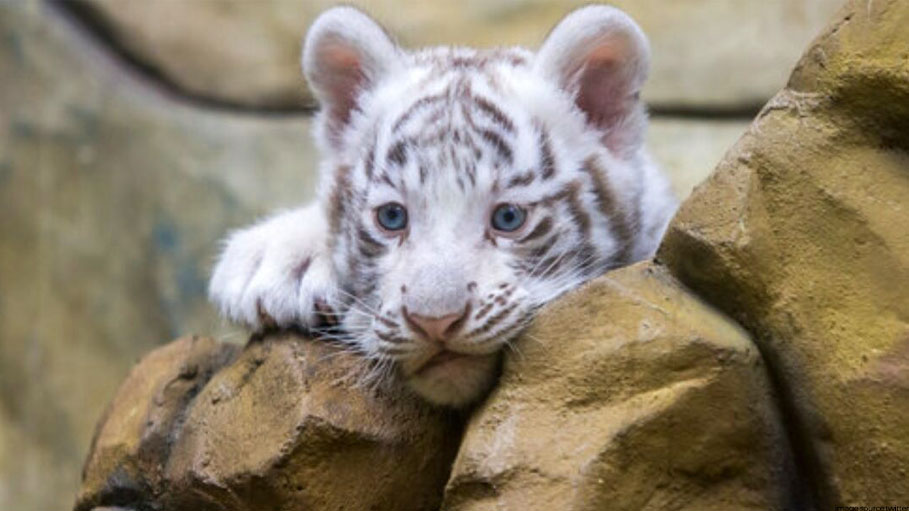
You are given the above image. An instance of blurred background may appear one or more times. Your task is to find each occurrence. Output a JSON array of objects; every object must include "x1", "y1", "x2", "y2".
[{"x1": 0, "y1": 0, "x2": 842, "y2": 509}]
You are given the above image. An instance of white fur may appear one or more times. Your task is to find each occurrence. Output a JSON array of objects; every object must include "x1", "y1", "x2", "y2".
[{"x1": 209, "y1": 204, "x2": 337, "y2": 329}]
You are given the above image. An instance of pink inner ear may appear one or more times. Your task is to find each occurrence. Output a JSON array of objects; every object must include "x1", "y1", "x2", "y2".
[
  {"x1": 321, "y1": 42, "x2": 366, "y2": 128},
  {"x1": 575, "y1": 43, "x2": 633, "y2": 130}
]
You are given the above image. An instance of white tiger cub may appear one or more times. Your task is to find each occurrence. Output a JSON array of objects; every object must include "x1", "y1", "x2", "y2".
[{"x1": 209, "y1": 5, "x2": 677, "y2": 406}]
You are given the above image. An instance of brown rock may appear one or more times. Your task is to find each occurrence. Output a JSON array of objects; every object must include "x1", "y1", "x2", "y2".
[
  {"x1": 72, "y1": 0, "x2": 841, "y2": 110},
  {"x1": 165, "y1": 334, "x2": 463, "y2": 511},
  {"x1": 76, "y1": 334, "x2": 463, "y2": 511},
  {"x1": 75, "y1": 336, "x2": 239, "y2": 511},
  {"x1": 658, "y1": 0, "x2": 909, "y2": 506},
  {"x1": 444, "y1": 263, "x2": 799, "y2": 511}
]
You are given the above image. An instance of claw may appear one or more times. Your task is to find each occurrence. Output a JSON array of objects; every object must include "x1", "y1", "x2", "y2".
[
  {"x1": 256, "y1": 300, "x2": 278, "y2": 330},
  {"x1": 315, "y1": 298, "x2": 339, "y2": 326}
]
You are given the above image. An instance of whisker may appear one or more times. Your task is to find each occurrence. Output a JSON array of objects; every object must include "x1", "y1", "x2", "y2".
[
  {"x1": 521, "y1": 332, "x2": 545, "y2": 346},
  {"x1": 502, "y1": 337, "x2": 525, "y2": 361},
  {"x1": 309, "y1": 331, "x2": 359, "y2": 345},
  {"x1": 333, "y1": 287, "x2": 383, "y2": 316}
]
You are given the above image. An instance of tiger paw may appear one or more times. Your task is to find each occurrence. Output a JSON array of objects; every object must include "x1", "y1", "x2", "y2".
[{"x1": 208, "y1": 204, "x2": 338, "y2": 331}]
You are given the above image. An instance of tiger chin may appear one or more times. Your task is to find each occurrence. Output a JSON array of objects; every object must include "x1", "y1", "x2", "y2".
[{"x1": 209, "y1": 5, "x2": 678, "y2": 408}]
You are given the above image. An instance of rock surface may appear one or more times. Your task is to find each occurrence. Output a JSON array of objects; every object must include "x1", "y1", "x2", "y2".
[
  {"x1": 659, "y1": 0, "x2": 909, "y2": 506},
  {"x1": 77, "y1": 336, "x2": 239, "y2": 510},
  {"x1": 76, "y1": 334, "x2": 463, "y2": 511},
  {"x1": 72, "y1": 0, "x2": 841, "y2": 110},
  {"x1": 444, "y1": 263, "x2": 799, "y2": 510}
]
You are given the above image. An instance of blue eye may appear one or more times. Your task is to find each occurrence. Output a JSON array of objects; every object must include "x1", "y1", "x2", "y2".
[
  {"x1": 376, "y1": 202, "x2": 408, "y2": 231},
  {"x1": 491, "y1": 204, "x2": 526, "y2": 232}
]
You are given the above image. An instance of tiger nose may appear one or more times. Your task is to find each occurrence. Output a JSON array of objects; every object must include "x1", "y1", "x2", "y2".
[{"x1": 403, "y1": 306, "x2": 469, "y2": 343}]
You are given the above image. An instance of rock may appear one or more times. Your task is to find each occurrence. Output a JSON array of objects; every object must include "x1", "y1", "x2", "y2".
[
  {"x1": 72, "y1": 0, "x2": 841, "y2": 110},
  {"x1": 658, "y1": 0, "x2": 909, "y2": 506},
  {"x1": 444, "y1": 263, "x2": 800, "y2": 510},
  {"x1": 75, "y1": 336, "x2": 238, "y2": 511},
  {"x1": 76, "y1": 334, "x2": 463, "y2": 511},
  {"x1": 164, "y1": 334, "x2": 464, "y2": 511}
]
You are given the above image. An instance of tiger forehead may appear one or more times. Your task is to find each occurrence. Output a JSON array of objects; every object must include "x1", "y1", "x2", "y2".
[
  {"x1": 385, "y1": 46, "x2": 532, "y2": 137},
  {"x1": 363, "y1": 73, "x2": 546, "y2": 192},
  {"x1": 389, "y1": 72, "x2": 518, "y2": 134}
]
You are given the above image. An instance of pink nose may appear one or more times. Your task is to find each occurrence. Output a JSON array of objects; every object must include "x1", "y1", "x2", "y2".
[{"x1": 403, "y1": 307, "x2": 468, "y2": 343}]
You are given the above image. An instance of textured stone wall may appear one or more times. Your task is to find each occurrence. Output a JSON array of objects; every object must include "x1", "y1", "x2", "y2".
[{"x1": 0, "y1": 1, "x2": 845, "y2": 510}]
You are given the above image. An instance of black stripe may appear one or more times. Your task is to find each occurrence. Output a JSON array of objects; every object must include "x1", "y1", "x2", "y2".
[
  {"x1": 474, "y1": 309, "x2": 535, "y2": 345},
  {"x1": 376, "y1": 330, "x2": 408, "y2": 344},
  {"x1": 518, "y1": 217, "x2": 553, "y2": 243},
  {"x1": 364, "y1": 144, "x2": 376, "y2": 180},
  {"x1": 376, "y1": 316, "x2": 397, "y2": 329},
  {"x1": 464, "y1": 162, "x2": 477, "y2": 186},
  {"x1": 538, "y1": 128, "x2": 556, "y2": 179},
  {"x1": 392, "y1": 92, "x2": 448, "y2": 132},
  {"x1": 484, "y1": 230, "x2": 498, "y2": 247},
  {"x1": 506, "y1": 171, "x2": 535, "y2": 188},
  {"x1": 535, "y1": 183, "x2": 590, "y2": 235},
  {"x1": 474, "y1": 302, "x2": 494, "y2": 321},
  {"x1": 387, "y1": 140, "x2": 408, "y2": 167},
  {"x1": 356, "y1": 226, "x2": 386, "y2": 258},
  {"x1": 574, "y1": 242, "x2": 599, "y2": 275},
  {"x1": 479, "y1": 128, "x2": 513, "y2": 163},
  {"x1": 467, "y1": 302, "x2": 519, "y2": 337},
  {"x1": 581, "y1": 157, "x2": 636, "y2": 263},
  {"x1": 291, "y1": 257, "x2": 311, "y2": 281},
  {"x1": 474, "y1": 95, "x2": 515, "y2": 133},
  {"x1": 527, "y1": 233, "x2": 559, "y2": 260},
  {"x1": 328, "y1": 166, "x2": 352, "y2": 237},
  {"x1": 463, "y1": 131, "x2": 482, "y2": 160},
  {"x1": 564, "y1": 182, "x2": 591, "y2": 234},
  {"x1": 463, "y1": 102, "x2": 514, "y2": 163}
]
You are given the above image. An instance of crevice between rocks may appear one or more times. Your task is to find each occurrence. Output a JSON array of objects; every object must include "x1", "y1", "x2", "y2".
[
  {"x1": 658, "y1": 248, "x2": 840, "y2": 511},
  {"x1": 49, "y1": 0, "x2": 761, "y2": 122},
  {"x1": 742, "y1": 329, "x2": 840, "y2": 511}
]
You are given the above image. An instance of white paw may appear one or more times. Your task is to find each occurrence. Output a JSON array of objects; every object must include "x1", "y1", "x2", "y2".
[{"x1": 208, "y1": 204, "x2": 337, "y2": 331}]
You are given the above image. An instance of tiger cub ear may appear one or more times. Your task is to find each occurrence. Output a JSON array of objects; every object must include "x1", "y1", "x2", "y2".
[
  {"x1": 535, "y1": 6, "x2": 651, "y2": 159},
  {"x1": 302, "y1": 7, "x2": 401, "y2": 149}
]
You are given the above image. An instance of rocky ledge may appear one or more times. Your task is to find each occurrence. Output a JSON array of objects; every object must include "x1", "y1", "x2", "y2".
[
  {"x1": 76, "y1": 334, "x2": 462, "y2": 511},
  {"x1": 76, "y1": 1, "x2": 908, "y2": 509}
]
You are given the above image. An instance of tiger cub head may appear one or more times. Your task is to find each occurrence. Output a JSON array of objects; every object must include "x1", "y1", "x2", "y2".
[{"x1": 303, "y1": 6, "x2": 665, "y2": 406}]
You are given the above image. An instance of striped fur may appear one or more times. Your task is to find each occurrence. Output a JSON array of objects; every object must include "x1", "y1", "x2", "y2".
[{"x1": 209, "y1": 5, "x2": 677, "y2": 407}]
